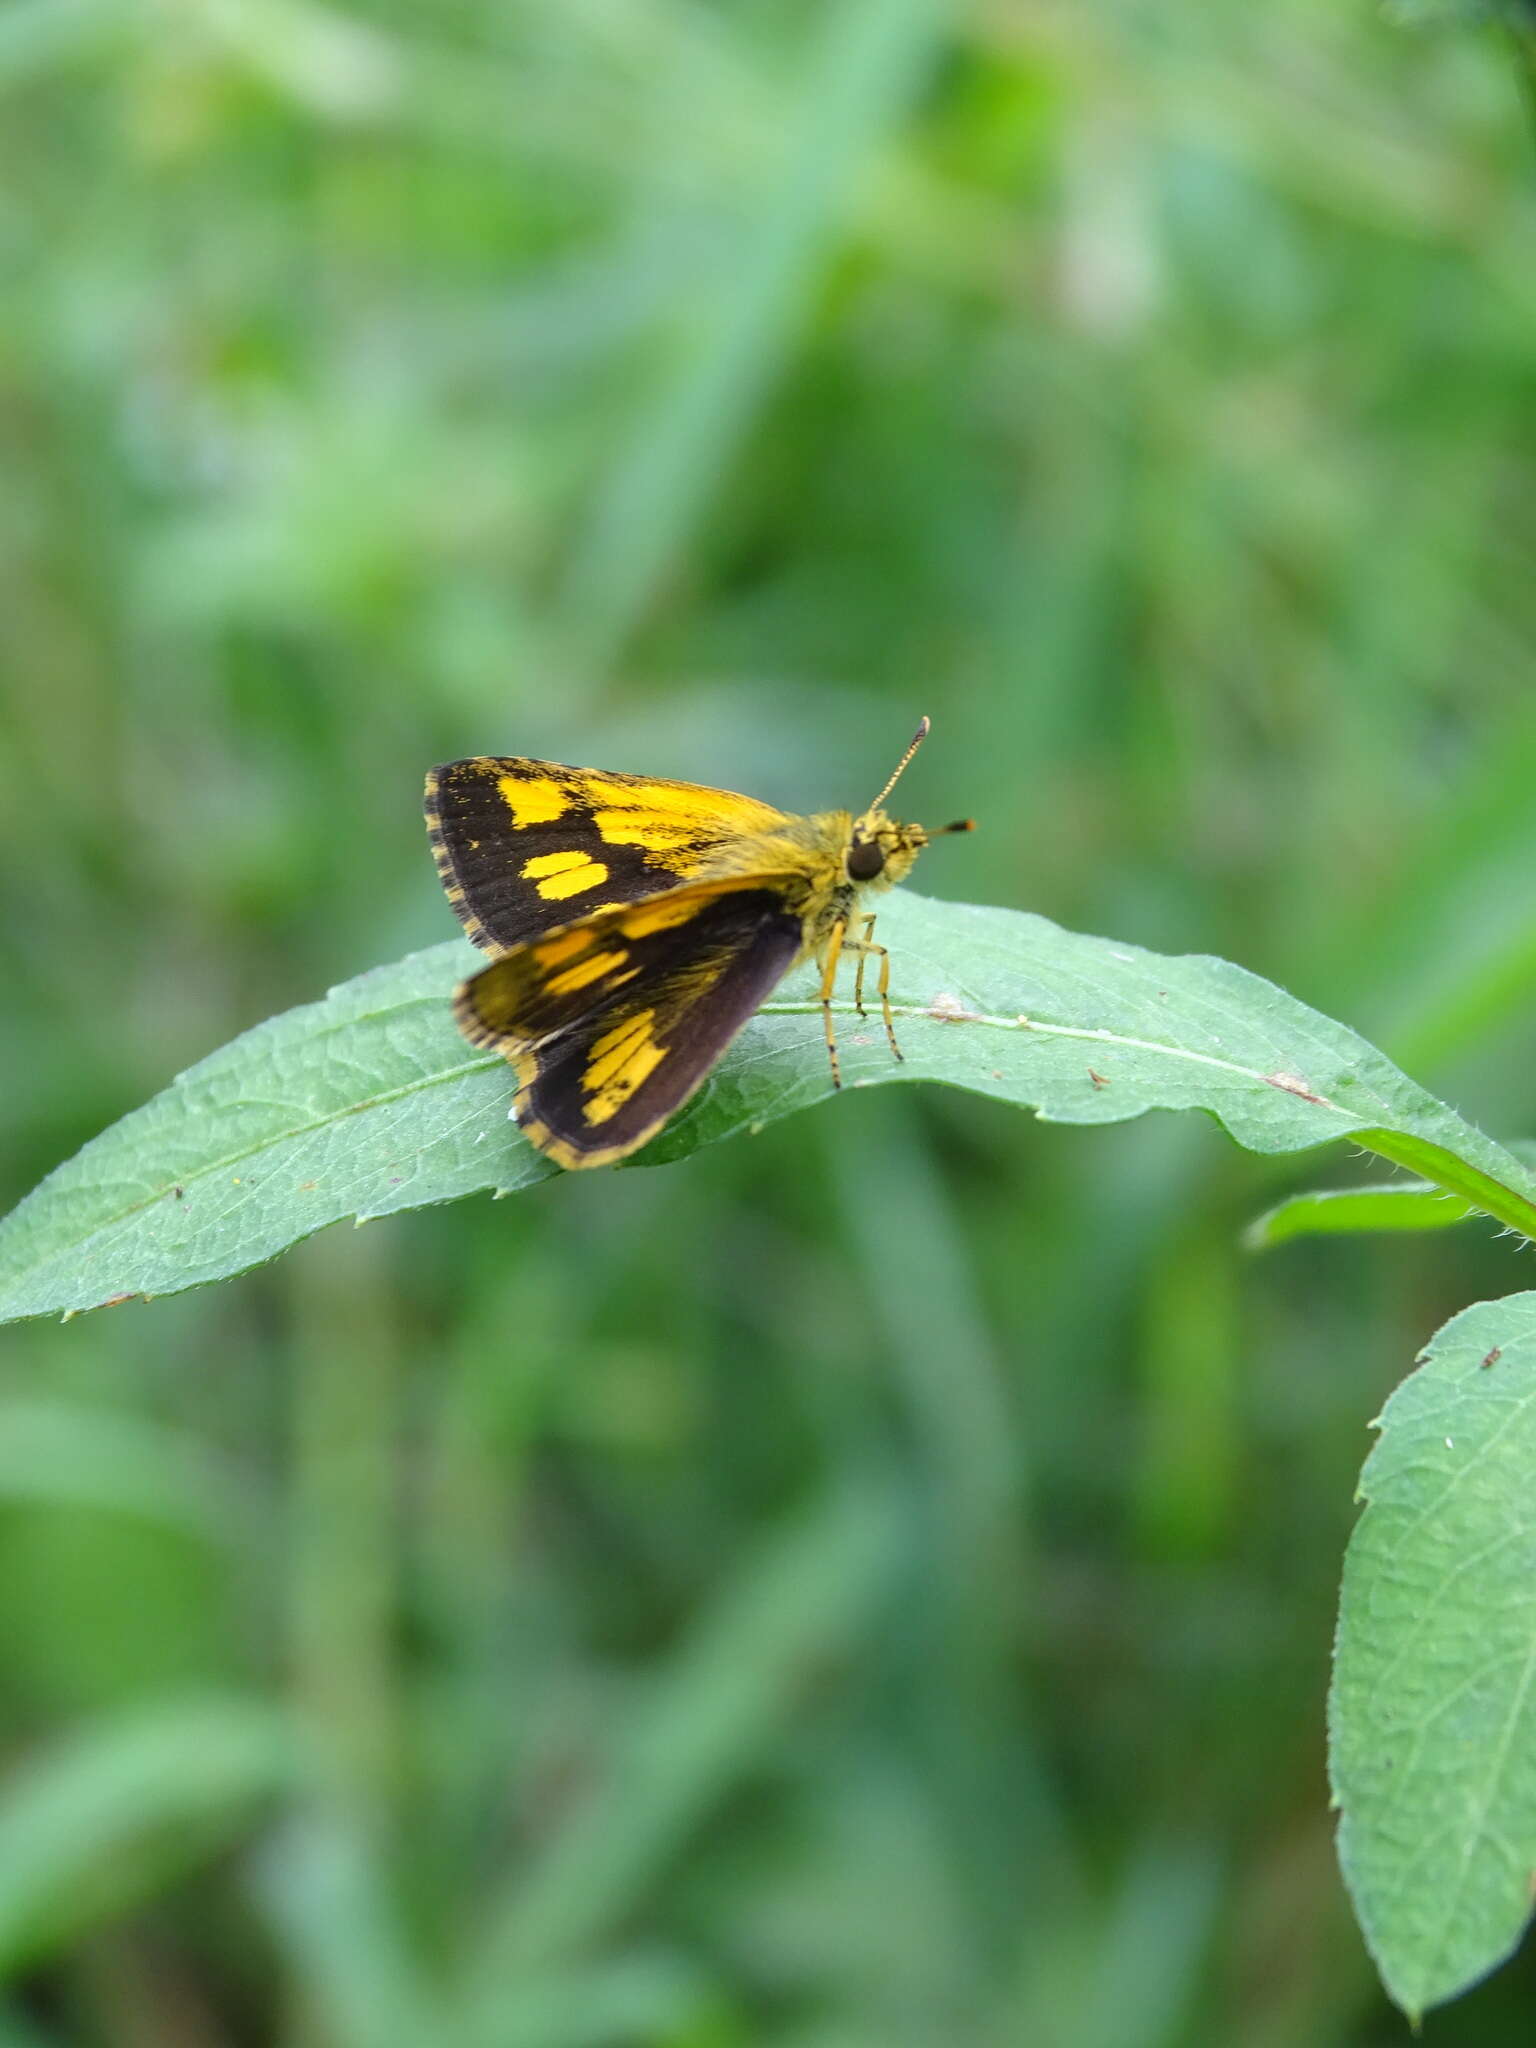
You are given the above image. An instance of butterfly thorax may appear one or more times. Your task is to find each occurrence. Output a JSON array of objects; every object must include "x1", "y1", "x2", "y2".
[{"x1": 688, "y1": 805, "x2": 927, "y2": 958}]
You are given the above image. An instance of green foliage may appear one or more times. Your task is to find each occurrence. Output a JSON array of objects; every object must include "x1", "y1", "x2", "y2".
[
  {"x1": 1245, "y1": 1146, "x2": 1536, "y2": 1248},
  {"x1": 0, "y1": 1698, "x2": 294, "y2": 1977},
  {"x1": 6, "y1": 895, "x2": 1536, "y2": 1325},
  {"x1": 1247, "y1": 1181, "x2": 1484, "y2": 1246},
  {"x1": 1333, "y1": 1295, "x2": 1536, "y2": 2017},
  {"x1": 5, "y1": 0, "x2": 1536, "y2": 2039}
]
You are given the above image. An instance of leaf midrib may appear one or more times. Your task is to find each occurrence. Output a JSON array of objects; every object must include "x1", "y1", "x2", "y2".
[
  {"x1": 766, "y1": 998, "x2": 1362, "y2": 1106},
  {"x1": 2, "y1": 1052, "x2": 501, "y2": 1290},
  {"x1": 3, "y1": 996, "x2": 1277, "y2": 1277}
]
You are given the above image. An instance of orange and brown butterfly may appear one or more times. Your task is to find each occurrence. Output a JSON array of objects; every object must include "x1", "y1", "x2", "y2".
[{"x1": 423, "y1": 720, "x2": 972, "y2": 1169}]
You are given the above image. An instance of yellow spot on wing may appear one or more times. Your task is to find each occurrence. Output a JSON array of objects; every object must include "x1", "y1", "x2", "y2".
[
  {"x1": 591, "y1": 781, "x2": 778, "y2": 821},
  {"x1": 523, "y1": 850, "x2": 588, "y2": 878},
  {"x1": 592, "y1": 812, "x2": 698, "y2": 851},
  {"x1": 580, "y1": 1009, "x2": 667, "y2": 1123},
  {"x1": 547, "y1": 949, "x2": 632, "y2": 997},
  {"x1": 621, "y1": 894, "x2": 714, "y2": 938},
  {"x1": 498, "y1": 775, "x2": 567, "y2": 827},
  {"x1": 584, "y1": 1012, "x2": 653, "y2": 1087},
  {"x1": 521, "y1": 848, "x2": 611, "y2": 899},
  {"x1": 587, "y1": 780, "x2": 782, "y2": 853},
  {"x1": 542, "y1": 865, "x2": 609, "y2": 900},
  {"x1": 534, "y1": 928, "x2": 594, "y2": 967}
]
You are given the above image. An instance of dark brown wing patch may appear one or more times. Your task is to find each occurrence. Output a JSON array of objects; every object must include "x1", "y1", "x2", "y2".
[
  {"x1": 456, "y1": 882, "x2": 803, "y2": 1168},
  {"x1": 424, "y1": 757, "x2": 786, "y2": 954}
]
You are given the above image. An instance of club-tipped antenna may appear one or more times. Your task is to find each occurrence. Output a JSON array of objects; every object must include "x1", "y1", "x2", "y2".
[{"x1": 869, "y1": 716, "x2": 931, "y2": 812}]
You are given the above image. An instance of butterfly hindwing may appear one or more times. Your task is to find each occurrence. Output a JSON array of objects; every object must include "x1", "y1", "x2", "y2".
[
  {"x1": 425, "y1": 756, "x2": 789, "y2": 953},
  {"x1": 455, "y1": 878, "x2": 804, "y2": 1168}
]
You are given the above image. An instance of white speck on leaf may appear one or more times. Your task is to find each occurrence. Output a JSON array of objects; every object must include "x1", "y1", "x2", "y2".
[{"x1": 1265, "y1": 1070, "x2": 1333, "y2": 1108}]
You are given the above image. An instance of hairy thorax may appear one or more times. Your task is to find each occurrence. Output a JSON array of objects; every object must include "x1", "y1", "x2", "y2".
[{"x1": 691, "y1": 806, "x2": 925, "y2": 961}]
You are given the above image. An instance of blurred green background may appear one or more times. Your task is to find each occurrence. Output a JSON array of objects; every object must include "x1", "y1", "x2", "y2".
[{"x1": 4, "y1": 1, "x2": 1536, "y2": 2042}]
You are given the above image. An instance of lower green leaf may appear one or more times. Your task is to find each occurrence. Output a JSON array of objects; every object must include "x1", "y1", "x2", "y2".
[
  {"x1": 1331, "y1": 1293, "x2": 1536, "y2": 2016},
  {"x1": 1245, "y1": 1180, "x2": 1478, "y2": 1249},
  {"x1": 1246, "y1": 1141, "x2": 1536, "y2": 1249}
]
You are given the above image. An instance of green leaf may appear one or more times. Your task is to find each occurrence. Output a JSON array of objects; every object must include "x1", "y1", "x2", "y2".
[
  {"x1": 1246, "y1": 1181, "x2": 1480, "y2": 1248},
  {"x1": 1246, "y1": 1142, "x2": 1536, "y2": 1249},
  {"x1": 3, "y1": 891, "x2": 1535, "y2": 1323},
  {"x1": 1331, "y1": 1293, "x2": 1536, "y2": 2016},
  {"x1": 0, "y1": 943, "x2": 555, "y2": 1324}
]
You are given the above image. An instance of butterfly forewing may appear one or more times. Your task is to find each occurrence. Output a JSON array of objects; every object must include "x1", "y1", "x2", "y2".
[
  {"x1": 457, "y1": 880, "x2": 804, "y2": 1168},
  {"x1": 425, "y1": 756, "x2": 789, "y2": 953}
]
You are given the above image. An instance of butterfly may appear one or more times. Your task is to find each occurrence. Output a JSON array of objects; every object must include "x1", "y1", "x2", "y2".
[{"x1": 424, "y1": 718, "x2": 972, "y2": 1168}]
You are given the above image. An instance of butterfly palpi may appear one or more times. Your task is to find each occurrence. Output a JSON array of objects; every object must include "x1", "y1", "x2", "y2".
[{"x1": 424, "y1": 719, "x2": 972, "y2": 1169}]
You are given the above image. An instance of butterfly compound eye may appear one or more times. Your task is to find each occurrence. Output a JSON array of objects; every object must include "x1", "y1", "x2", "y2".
[{"x1": 847, "y1": 838, "x2": 885, "y2": 882}]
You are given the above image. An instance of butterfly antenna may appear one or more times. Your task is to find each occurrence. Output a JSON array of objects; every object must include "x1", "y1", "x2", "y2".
[{"x1": 869, "y1": 716, "x2": 931, "y2": 811}]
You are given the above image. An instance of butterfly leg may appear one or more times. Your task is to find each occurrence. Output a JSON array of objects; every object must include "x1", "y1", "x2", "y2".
[
  {"x1": 819, "y1": 916, "x2": 848, "y2": 1089},
  {"x1": 850, "y1": 915, "x2": 901, "y2": 1062}
]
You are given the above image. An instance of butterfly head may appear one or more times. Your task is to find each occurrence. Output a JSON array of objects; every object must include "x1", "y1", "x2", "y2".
[{"x1": 845, "y1": 717, "x2": 973, "y2": 889}]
